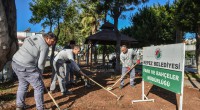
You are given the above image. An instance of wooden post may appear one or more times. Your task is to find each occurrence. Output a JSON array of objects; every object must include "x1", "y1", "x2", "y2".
[
  {"x1": 90, "y1": 44, "x2": 93, "y2": 70},
  {"x1": 102, "y1": 45, "x2": 106, "y2": 66}
]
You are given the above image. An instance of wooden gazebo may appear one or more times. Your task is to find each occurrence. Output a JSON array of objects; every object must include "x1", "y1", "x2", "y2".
[
  {"x1": 84, "y1": 22, "x2": 137, "y2": 67},
  {"x1": 85, "y1": 22, "x2": 137, "y2": 45}
]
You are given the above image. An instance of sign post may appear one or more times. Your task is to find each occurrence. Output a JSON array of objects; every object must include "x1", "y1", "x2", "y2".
[{"x1": 132, "y1": 43, "x2": 185, "y2": 110}]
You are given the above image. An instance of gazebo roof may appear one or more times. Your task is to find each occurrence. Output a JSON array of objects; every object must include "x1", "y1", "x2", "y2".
[
  {"x1": 100, "y1": 22, "x2": 114, "y2": 30},
  {"x1": 85, "y1": 29, "x2": 137, "y2": 45}
]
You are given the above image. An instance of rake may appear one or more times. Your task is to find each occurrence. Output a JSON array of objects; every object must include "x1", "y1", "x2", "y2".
[{"x1": 106, "y1": 63, "x2": 138, "y2": 91}]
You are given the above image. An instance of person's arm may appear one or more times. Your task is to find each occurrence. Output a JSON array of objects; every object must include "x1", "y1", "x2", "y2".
[
  {"x1": 38, "y1": 47, "x2": 49, "y2": 74},
  {"x1": 70, "y1": 60, "x2": 81, "y2": 72},
  {"x1": 66, "y1": 50, "x2": 81, "y2": 72},
  {"x1": 120, "y1": 53, "x2": 125, "y2": 64}
]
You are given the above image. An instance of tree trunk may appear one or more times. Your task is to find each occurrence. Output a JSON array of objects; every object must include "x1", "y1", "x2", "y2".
[
  {"x1": 94, "y1": 45, "x2": 97, "y2": 64},
  {"x1": 86, "y1": 44, "x2": 89, "y2": 66},
  {"x1": 176, "y1": 28, "x2": 183, "y2": 43},
  {"x1": 0, "y1": 0, "x2": 18, "y2": 71},
  {"x1": 196, "y1": 25, "x2": 200, "y2": 75},
  {"x1": 50, "y1": 20, "x2": 60, "y2": 66},
  {"x1": 90, "y1": 44, "x2": 93, "y2": 68},
  {"x1": 102, "y1": 45, "x2": 106, "y2": 66},
  {"x1": 114, "y1": 16, "x2": 121, "y2": 74},
  {"x1": 89, "y1": 43, "x2": 92, "y2": 64}
]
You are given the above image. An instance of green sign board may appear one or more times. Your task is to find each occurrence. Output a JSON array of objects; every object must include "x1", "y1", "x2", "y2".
[
  {"x1": 143, "y1": 65, "x2": 182, "y2": 94},
  {"x1": 142, "y1": 43, "x2": 185, "y2": 94}
]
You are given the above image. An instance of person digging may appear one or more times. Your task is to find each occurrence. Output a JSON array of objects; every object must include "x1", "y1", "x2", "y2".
[
  {"x1": 119, "y1": 45, "x2": 140, "y2": 89},
  {"x1": 12, "y1": 32, "x2": 57, "y2": 110},
  {"x1": 49, "y1": 46, "x2": 90, "y2": 95}
]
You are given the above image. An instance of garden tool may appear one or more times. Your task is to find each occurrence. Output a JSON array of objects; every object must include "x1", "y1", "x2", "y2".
[
  {"x1": 80, "y1": 71, "x2": 123, "y2": 101},
  {"x1": 106, "y1": 62, "x2": 139, "y2": 91}
]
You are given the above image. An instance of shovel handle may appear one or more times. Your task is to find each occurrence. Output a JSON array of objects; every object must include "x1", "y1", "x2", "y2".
[
  {"x1": 81, "y1": 72, "x2": 119, "y2": 98},
  {"x1": 40, "y1": 75, "x2": 61, "y2": 110},
  {"x1": 110, "y1": 63, "x2": 138, "y2": 88}
]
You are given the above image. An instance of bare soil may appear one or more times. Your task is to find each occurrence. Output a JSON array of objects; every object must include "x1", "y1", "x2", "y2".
[{"x1": 0, "y1": 67, "x2": 200, "y2": 110}]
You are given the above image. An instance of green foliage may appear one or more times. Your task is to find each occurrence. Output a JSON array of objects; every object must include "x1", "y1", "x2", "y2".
[
  {"x1": 185, "y1": 51, "x2": 195, "y2": 59},
  {"x1": 29, "y1": 0, "x2": 68, "y2": 31},
  {"x1": 121, "y1": 3, "x2": 176, "y2": 47},
  {"x1": 174, "y1": 0, "x2": 200, "y2": 33},
  {"x1": 54, "y1": 2, "x2": 82, "y2": 46},
  {"x1": 95, "y1": 0, "x2": 148, "y2": 72},
  {"x1": 78, "y1": 0, "x2": 103, "y2": 36},
  {"x1": 96, "y1": 45, "x2": 115, "y2": 54},
  {"x1": 54, "y1": 0, "x2": 104, "y2": 46}
]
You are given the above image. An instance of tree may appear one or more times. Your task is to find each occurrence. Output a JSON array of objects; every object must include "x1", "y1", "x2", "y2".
[
  {"x1": 30, "y1": 0, "x2": 68, "y2": 65},
  {"x1": 77, "y1": 0, "x2": 103, "y2": 36},
  {"x1": 122, "y1": 4, "x2": 176, "y2": 47},
  {"x1": 0, "y1": 0, "x2": 18, "y2": 71},
  {"x1": 97, "y1": 0, "x2": 148, "y2": 73},
  {"x1": 54, "y1": 2, "x2": 82, "y2": 46},
  {"x1": 174, "y1": 0, "x2": 200, "y2": 74}
]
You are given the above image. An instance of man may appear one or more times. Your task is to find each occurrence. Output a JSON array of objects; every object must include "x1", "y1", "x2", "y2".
[
  {"x1": 63, "y1": 40, "x2": 76, "y2": 85},
  {"x1": 50, "y1": 46, "x2": 84, "y2": 95},
  {"x1": 120, "y1": 45, "x2": 140, "y2": 89},
  {"x1": 12, "y1": 32, "x2": 57, "y2": 110},
  {"x1": 63, "y1": 40, "x2": 75, "y2": 49}
]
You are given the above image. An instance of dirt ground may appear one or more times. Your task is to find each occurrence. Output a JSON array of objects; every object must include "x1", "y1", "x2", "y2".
[{"x1": 0, "y1": 67, "x2": 200, "y2": 110}]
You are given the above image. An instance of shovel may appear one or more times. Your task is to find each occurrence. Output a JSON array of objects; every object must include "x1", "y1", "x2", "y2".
[{"x1": 80, "y1": 71, "x2": 123, "y2": 101}]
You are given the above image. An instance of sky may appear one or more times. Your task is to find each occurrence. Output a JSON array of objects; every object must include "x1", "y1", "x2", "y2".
[{"x1": 16, "y1": 0, "x2": 174, "y2": 33}]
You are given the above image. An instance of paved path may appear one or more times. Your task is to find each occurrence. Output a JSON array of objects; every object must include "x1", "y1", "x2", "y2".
[
  {"x1": 184, "y1": 66, "x2": 200, "y2": 90},
  {"x1": 184, "y1": 78, "x2": 200, "y2": 90}
]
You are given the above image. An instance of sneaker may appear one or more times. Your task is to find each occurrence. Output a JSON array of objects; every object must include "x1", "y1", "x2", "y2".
[
  {"x1": 85, "y1": 84, "x2": 91, "y2": 88},
  {"x1": 119, "y1": 85, "x2": 123, "y2": 89},
  {"x1": 61, "y1": 92, "x2": 66, "y2": 96},
  {"x1": 62, "y1": 91, "x2": 73, "y2": 96},
  {"x1": 66, "y1": 91, "x2": 73, "y2": 95}
]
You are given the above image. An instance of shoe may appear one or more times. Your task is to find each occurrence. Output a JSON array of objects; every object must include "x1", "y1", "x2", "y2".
[
  {"x1": 66, "y1": 91, "x2": 73, "y2": 95},
  {"x1": 119, "y1": 85, "x2": 123, "y2": 89},
  {"x1": 62, "y1": 91, "x2": 73, "y2": 96},
  {"x1": 85, "y1": 84, "x2": 91, "y2": 88},
  {"x1": 61, "y1": 92, "x2": 66, "y2": 96}
]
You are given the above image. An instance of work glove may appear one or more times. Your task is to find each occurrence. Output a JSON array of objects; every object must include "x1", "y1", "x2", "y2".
[
  {"x1": 127, "y1": 67, "x2": 131, "y2": 71},
  {"x1": 136, "y1": 60, "x2": 140, "y2": 64}
]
